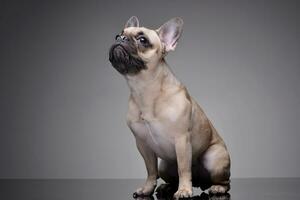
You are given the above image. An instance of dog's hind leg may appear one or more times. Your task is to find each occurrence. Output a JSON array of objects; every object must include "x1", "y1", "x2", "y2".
[{"x1": 202, "y1": 144, "x2": 231, "y2": 194}]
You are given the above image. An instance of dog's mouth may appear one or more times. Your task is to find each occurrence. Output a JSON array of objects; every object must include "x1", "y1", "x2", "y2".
[{"x1": 109, "y1": 44, "x2": 147, "y2": 75}]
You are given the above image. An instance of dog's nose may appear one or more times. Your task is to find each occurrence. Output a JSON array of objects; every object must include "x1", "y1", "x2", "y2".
[{"x1": 116, "y1": 34, "x2": 129, "y2": 43}]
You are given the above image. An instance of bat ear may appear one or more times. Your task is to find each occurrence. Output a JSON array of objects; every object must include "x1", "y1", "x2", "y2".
[
  {"x1": 157, "y1": 17, "x2": 183, "y2": 52},
  {"x1": 125, "y1": 16, "x2": 139, "y2": 28}
]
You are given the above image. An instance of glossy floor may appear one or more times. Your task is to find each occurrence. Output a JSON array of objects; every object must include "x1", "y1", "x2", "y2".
[{"x1": 0, "y1": 178, "x2": 299, "y2": 200}]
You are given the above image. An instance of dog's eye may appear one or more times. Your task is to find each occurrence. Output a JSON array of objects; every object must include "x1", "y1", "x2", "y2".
[
  {"x1": 138, "y1": 36, "x2": 148, "y2": 44},
  {"x1": 115, "y1": 34, "x2": 121, "y2": 40}
]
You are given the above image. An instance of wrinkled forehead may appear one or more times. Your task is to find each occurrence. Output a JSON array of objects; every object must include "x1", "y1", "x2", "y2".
[{"x1": 123, "y1": 27, "x2": 161, "y2": 43}]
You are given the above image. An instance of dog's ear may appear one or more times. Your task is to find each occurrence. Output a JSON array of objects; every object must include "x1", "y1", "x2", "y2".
[
  {"x1": 125, "y1": 16, "x2": 139, "y2": 28},
  {"x1": 157, "y1": 17, "x2": 183, "y2": 52}
]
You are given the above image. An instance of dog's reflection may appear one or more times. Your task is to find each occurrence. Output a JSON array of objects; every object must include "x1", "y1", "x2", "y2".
[{"x1": 133, "y1": 191, "x2": 230, "y2": 200}]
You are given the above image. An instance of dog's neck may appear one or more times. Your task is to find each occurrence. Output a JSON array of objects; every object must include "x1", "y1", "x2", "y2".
[{"x1": 125, "y1": 59, "x2": 181, "y2": 111}]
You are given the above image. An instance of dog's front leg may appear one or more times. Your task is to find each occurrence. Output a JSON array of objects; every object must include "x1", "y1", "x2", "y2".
[
  {"x1": 174, "y1": 133, "x2": 193, "y2": 199},
  {"x1": 133, "y1": 138, "x2": 158, "y2": 197}
]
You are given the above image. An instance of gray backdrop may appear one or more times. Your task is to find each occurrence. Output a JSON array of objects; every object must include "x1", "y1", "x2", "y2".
[{"x1": 1, "y1": 0, "x2": 299, "y2": 179}]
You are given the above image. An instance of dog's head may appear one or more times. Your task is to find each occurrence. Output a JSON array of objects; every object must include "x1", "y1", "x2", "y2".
[{"x1": 109, "y1": 16, "x2": 183, "y2": 75}]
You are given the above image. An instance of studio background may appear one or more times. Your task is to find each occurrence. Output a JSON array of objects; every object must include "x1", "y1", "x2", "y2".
[{"x1": 1, "y1": 0, "x2": 299, "y2": 179}]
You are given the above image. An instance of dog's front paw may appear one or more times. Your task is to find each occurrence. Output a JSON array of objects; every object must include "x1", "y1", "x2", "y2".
[
  {"x1": 173, "y1": 186, "x2": 193, "y2": 199},
  {"x1": 133, "y1": 181, "x2": 156, "y2": 197}
]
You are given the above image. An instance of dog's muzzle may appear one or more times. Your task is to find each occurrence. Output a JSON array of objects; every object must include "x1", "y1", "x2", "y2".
[{"x1": 109, "y1": 38, "x2": 146, "y2": 75}]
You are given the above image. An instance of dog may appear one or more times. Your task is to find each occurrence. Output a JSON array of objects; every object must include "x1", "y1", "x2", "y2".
[{"x1": 109, "y1": 16, "x2": 231, "y2": 199}]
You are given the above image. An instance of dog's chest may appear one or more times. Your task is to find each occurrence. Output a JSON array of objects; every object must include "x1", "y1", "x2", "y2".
[{"x1": 130, "y1": 119, "x2": 177, "y2": 161}]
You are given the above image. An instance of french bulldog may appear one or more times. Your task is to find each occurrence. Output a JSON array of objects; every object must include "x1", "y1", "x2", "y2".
[{"x1": 109, "y1": 16, "x2": 231, "y2": 199}]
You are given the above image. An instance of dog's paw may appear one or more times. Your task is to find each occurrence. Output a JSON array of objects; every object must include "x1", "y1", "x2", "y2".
[
  {"x1": 173, "y1": 186, "x2": 193, "y2": 199},
  {"x1": 208, "y1": 185, "x2": 229, "y2": 195},
  {"x1": 133, "y1": 181, "x2": 156, "y2": 198}
]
